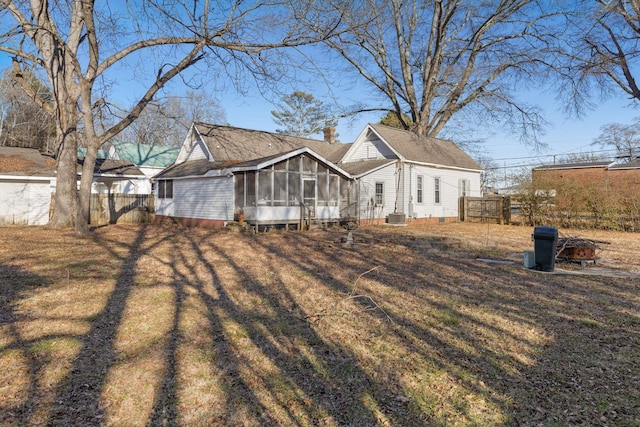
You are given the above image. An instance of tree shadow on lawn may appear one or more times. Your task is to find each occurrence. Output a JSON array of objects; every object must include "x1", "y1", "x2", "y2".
[
  {"x1": 252, "y1": 228, "x2": 640, "y2": 425},
  {"x1": 163, "y1": 230, "x2": 389, "y2": 425},
  {"x1": 0, "y1": 262, "x2": 52, "y2": 425},
  {"x1": 11, "y1": 224, "x2": 637, "y2": 426}
]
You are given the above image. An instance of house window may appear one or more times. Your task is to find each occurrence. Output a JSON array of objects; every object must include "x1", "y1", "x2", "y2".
[
  {"x1": 375, "y1": 182, "x2": 384, "y2": 205},
  {"x1": 434, "y1": 177, "x2": 441, "y2": 204},
  {"x1": 158, "y1": 180, "x2": 173, "y2": 199},
  {"x1": 459, "y1": 179, "x2": 470, "y2": 197},
  {"x1": 417, "y1": 175, "x2": 424, "y2": 204}
]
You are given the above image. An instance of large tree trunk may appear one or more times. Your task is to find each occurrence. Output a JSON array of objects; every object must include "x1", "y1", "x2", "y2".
[
  {"x1": 49, "y1": 92, "x2": 80, "y2": 228},
  {"x1": 49, "y1": 131, "x2": 78, "y2": 227},
  {"x1": 75, "y1": 144, "x2": 97, "y2": 234}
]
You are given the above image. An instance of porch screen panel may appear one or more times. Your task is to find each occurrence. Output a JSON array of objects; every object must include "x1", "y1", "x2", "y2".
[
  {"x1": 288, "y1": 156, "x2": 300, "y2": 173},
  {"x1": 274, "y1": 170, "x2": 287, "y2": 206},
  {"x1": 288, "y1": 171, "x2": 300, "y2": 205},
  {"x1": 302, "y1": 155, "x2": 316, "y2": 175},
  {"x1": 329, "y1": 175, "x2": 339, "y2": 206},
  {"x1": 235, "y1": 173, "x2": 245, "y2": 209},
  {"x1": 246, "y1": 171, "x2": 256, "y2": 206},
  {"x1": 258, "y1": 169, "x2": 272, "y2": 205},
  {"x1": 317, "y1": 171, "x2": 328, "y2": 206}
]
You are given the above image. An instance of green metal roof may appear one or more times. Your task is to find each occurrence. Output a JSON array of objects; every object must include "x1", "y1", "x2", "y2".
[
  {"x1": 112, "y1": 142, "x2": 179, "y2": 168},
  {"x1": 77, "y1": 148, "x2": 110, "y2": 159}
]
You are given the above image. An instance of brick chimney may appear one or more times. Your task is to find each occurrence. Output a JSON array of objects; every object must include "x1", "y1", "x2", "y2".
[{"x1": 323, "y1": 126, "x2": 336, "y2": 144}]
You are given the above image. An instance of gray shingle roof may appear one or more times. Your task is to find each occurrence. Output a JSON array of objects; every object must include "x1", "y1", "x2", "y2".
[
  {"x1": 533, "y1": 161, "x2": 613, "y2": 170},
  {"x1": 368, "y1": 124, "x2": 482, "y2": 170},
  {"x1": 0, "y1": 147, "x2": 55, "y2": 177},
  {"x1": 78, "y1": 158, "x2": 144, "y2": 176},
  {"x1": 339, "y1": 159, "x2": 395, "y2": 176},
  {"x1": 155, "y1": 159, "x2": 237, "y2": 178},
  {"x1": 194, "y1": 122, "x2": 344, "y2": 162}
]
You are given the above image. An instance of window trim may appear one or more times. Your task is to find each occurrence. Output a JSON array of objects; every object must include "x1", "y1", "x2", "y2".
[
  {"x1": 416, "y1": 175, "x2": 424, "y2": 204},
  {"x1": 158, "y1": 179, "x2": 173, "y2": 199},
  {"x1": 375, "y1": 181, "x2": 384, "y2": 206},
  {"x1": 434, "y1": 177, "x2": 441, "y2": 204}
]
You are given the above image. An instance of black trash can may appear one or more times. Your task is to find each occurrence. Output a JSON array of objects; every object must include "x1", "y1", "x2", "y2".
[{"x1": 533, "y1": 226, "x2": 558, "y2": 272}]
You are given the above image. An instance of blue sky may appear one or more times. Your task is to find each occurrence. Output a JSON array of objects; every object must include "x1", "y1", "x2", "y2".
[{"x1": 2, "y1": 43, "x2": 638, "y2": 172}]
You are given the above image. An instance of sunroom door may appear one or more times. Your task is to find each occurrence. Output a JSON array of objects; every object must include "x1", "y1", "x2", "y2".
[{"x1": 303, "y1": 178, "x2": 316, "y2": 217}]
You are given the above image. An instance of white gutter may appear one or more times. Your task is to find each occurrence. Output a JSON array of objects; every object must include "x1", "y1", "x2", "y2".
[{"x1": 0, "y1": 175, "x2": 54, "y2": 181}]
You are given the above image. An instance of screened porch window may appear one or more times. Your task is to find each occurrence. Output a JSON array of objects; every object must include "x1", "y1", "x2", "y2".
[
  {"x1": 258, "y1": 169, "x2": 272, "y2": 205},
  {"x1": 274, "y1": 162, "x2": 287, "y2": 206},
  {"x1": 235, "y1": 173, "x2": 245, "y2": 208},
  {"x1": 317, "y1": 164, "x2": 328, "y2": 206},
  {"x1": 246, "y1": 171, "x2": 256, "y2": 206}
]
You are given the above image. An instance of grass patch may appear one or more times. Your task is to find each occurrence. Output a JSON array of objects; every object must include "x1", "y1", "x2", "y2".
[{"x1": 1, "y1": 223, "x2": 639, "y2": 426}]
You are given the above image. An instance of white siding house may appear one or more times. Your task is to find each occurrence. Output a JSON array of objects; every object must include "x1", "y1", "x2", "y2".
[
  {"x1": 0, "y1": 147, "x2": 55, "y2": 226},
  {"x1": 336, "y1": 124, "x2": 483, "y2": 224},
  {"x1": 154, "y1": 123, "x2": 355, "y2": 229}
]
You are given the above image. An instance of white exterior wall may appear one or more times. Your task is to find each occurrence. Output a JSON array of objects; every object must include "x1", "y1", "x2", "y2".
[
  {"x1": 403, "y1": 164, "x2": 481, "y2": 219},
  {"x1": 0, "y1": 179, "x2": 52, "y2": 225},
  {"x1": 350, "y1": 137, "x2": 396, "y2": 161},
  {"x1": 156, "y1": 177, "x2": 234, "y2": 221},
  {"x1": 357, "y1": 163, "x2": 399, "y2": 221}
]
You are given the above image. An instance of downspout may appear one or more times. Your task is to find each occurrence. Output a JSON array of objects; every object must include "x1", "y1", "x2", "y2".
[
  {"x1": 394, "y1": 161, "x2": 401, "y2": 213},
  {"x1": 408, "y1": 164, "x2": 413, "y2": 218}
]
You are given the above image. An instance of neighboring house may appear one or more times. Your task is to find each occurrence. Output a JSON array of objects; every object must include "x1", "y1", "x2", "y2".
[
  {"x1": 333, "y1": 124, "x2": 483, "y2": 223},
  {"x1": 77, "y1": 157, "x2": 146, "y2": 195},
  {"x1": 108, "y1": 142, "x2": 179, "y2": 194},
  {"x1": 154, "y1": 123, "x2": 356, "y2": 228},
  {"x1": 532, "y1": 160, "x2": 640, "y2": 206},
  {"x1": 0, "y1": 147, "x2": 55, "y2": 225}
]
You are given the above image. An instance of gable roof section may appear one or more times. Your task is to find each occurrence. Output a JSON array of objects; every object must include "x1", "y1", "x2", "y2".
[
  {"x1": 368, "y1": 124, "x2": 482, "y2": 170},
  {"x1": 0, "y1": 147, "x2": 55, "y2": 177},
  {"x1": 193, "y1": 122, "x2": 344, "y2": 162},
  {"x1": 77, "y1": 158, "x2": 144, "y2": 177},
  {"x1": 111, "y1": 142, "x2": 180, "y2": 168},
  {"x1": 156, "y1": 147, "x2": 353, "y2": 179},
  {"x1": 338, "y1": 159, "x2": 396, "y2": 177}
]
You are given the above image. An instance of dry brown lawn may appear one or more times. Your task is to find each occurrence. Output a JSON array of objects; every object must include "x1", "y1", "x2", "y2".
[{"x1": 1, "y1": 222, "x2": 639, "y2": 426}]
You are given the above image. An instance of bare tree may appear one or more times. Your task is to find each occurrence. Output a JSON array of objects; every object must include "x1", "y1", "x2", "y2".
[
  {"x1": 306, "y1": 0, "x2": 557, "y2": 144},
  {"x1": 0, "y1": 69, "x2": 55, "y2": 151},
  {"x1": 0, "y1": 0, "x2": 343, "y2": 233},
  {"x1": 561, "y1": 0, "x2": 640, "y2": 111},
  {"x1": 115, "y1": 91, "x2": 227, "y2": 146},
  {"x1": 592, "y1": 119, "x2": 640, "y2": 161}
]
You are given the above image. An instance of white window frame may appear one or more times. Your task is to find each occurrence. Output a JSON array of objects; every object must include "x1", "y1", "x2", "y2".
[
  {"x1": 434, "y1": 177, "x2": 441, "y2": 204},
  {"x1": 375, "y1": 181, "x2": 384, "y2": 206},
  {"x1": 417, "y1": 175, "x2": 424, "y2": 204}
]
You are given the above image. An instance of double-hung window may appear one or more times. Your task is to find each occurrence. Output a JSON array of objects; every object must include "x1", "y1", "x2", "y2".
[
  {"x1": 158, "y1": 180, "x2": 173, "y2": 199},
  {"x1": 375, "y1": 182, "x2": 384, "y2": 205},
  {"x1": 434, "y1": 177, "x2": 441, "y2": 204},
  {"x1": 417, "y1": 175, "x2": 424, "y2": 204}
]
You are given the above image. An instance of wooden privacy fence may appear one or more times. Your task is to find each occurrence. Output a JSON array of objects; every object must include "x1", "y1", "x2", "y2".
[
  {"x1": 50, "y1": 193, "x2": 154, "y2": 224},
  {"x1": 89, "y1": 193, "x2": 154, "y2": 225},
  {"x1": 459, "y1": 196, "x2": 511, "y2": 224}
]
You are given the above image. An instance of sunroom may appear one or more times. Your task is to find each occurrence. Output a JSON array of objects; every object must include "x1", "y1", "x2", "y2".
[{"x1": 234, "y1": 148, "x2": 356, "y2": 228}]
